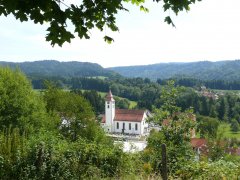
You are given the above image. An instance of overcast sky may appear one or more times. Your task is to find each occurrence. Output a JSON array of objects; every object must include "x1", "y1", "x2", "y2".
[{"x1": 1, "y1": 0, "x2": 240, "y2": 67}]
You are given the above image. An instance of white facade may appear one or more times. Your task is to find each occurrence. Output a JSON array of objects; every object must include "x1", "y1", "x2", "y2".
[
  {"x1": 105, "y1": 96, "x2": 115, "y2": 133},
  {"x1": 102, "y1": 91, "x2": 149, "y2": 135},
  {"x1": 113, "y1": 120, "x2": 148, "y2": 135}
]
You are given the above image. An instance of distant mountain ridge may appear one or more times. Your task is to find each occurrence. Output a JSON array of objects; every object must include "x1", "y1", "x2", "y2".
[
  {"x1": 0, "y1": 60, "x2": 118, "y2": 78},
  {"x1": 108, "y1": 60, "x2": 240, "y2": 81}
]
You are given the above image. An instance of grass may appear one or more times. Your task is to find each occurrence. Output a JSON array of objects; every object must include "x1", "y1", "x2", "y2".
[
  {"x1": 218, "y1": 123, "x2": 240, "y2": 139},
  {"x1": 129, "y1": 101, "x2": 137, "y2": 109},
  {"x1": 196, "y1": 123, "x2": 240, "y2": 140},
  {"x1": 97, "y1": 91, "x2": 137, "y2": 109},
  {"x1": 81, "y1": 90, "x2": 137, "y2": 109}
]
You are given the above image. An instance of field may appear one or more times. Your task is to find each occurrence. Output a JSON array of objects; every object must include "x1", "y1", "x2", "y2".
[
  {"x1": 195, "y1": 123, "x2": 240, "y2": 140},
  {"x1": 97, "y1": 91, "x2": 137, "y2": 109},
  {"x1": 218, "y1": 123, "x2": 240, "y2": 139}
]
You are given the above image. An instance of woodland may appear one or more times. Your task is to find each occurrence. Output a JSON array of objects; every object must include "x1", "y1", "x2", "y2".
[{"x1": 0, "y1": 67, "x2": 240, "y2": 179}]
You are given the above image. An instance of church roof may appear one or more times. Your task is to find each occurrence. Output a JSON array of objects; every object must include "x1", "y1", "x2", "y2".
[
  {"x1": 105, "y1": 90, "x2": 115, "y2": 101},
  {"x1": 114, "y1": 109, "x2": 145, "y2": 122},
  {"x1": 191, "y1": 138, "x2": 207, "y2": 148},
  {"x1": 101, "y1": 109, "x2": 146, "y2": 123}
]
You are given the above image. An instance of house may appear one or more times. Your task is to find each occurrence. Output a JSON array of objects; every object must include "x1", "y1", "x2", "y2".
[
  {"x1": 101, "y1": 90, "x2": 150, "y2": 135},
  {"x1": 191, "y1": 138, "x2": 208, "y2": 153},
  {"x1": 199, "y1": 86, "x2": 219, "y2": 100}
]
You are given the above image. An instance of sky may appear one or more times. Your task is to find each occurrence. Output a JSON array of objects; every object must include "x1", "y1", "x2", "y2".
[{"x1": 1, "y1": 0, "x2": 240, "y2": 67}]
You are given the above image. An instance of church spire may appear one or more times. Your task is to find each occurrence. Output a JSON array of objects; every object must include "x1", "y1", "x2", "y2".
[{"x1": 105, "y1": 89, "x2": 114, "y2": 101}]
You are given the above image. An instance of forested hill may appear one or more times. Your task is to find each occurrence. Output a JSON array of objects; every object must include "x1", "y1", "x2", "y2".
[
  {"x1": 108, "y1": 60, "x2": 240, "y2": 81},
  {"x1": 0, "y1": 60, "x2": 119, "y2": 78}
]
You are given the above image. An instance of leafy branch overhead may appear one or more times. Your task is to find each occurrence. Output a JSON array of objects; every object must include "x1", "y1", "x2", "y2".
[{"x1": 0, "y1": 0, "x2": 201, "y2": 46}]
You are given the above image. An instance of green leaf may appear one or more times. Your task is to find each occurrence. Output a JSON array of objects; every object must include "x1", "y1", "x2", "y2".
[
  {"x1": 104, "y1": 36, "x2": 114, "y2": 44},
  {"x1": 164, "y1": 16, "x2": 175, "y2": 27},
  {"x1": 140, "y1": 5, "x2": 149, "y2": 13}
]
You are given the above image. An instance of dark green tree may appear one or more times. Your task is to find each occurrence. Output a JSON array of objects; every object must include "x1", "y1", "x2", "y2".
[
  {"x1": 115, "y1": 97, "x2": 130, "y2": 109},
  {"x1": 197, "y1": 115, "x2": 219, "y2": 138},
  {"x1": 217, "y1": 97, "x2": 229, "y2": 121},
  {"x1": 200, "y1": 96, "x2": 209, "y2": 116},
  {"x1": 230, "y1": 119, "x2": 239, "y2": 132}
]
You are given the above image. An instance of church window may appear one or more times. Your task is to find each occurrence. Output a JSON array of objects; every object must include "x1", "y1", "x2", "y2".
[
  {"x1": 117, "y1": 122, "x2": 119, "y2": 129},
  {"x1": 123, "y1": 123, "x2": 125, "y2": 130},
  {"x1": 129, "y1": 123, "x2": 131, "y2": 130},
  {"x1": 107, "y1": 105, "x2": 109, "y2": 108},
  {"x1": 135, "y1": 123, "x2": 138, "y2": 131}
]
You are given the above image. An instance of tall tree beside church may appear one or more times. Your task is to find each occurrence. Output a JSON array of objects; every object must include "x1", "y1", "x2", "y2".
[
  {"x1": 72, "y1": 89, "x2": 105, "y2": 115},
  {"x1": 43, "y1": 83, "x2": 104, "y2": 141}
]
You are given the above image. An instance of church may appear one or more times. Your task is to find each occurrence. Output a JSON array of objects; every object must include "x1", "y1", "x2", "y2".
[{"x1": 101, "y1": 90, "x2": 150, "y2": 135}]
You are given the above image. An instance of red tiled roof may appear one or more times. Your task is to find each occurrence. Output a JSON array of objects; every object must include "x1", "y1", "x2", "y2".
[
  {"x1": 114, "y1": 109, "x2": 145, "y2": 122},
  {"x1": 191, "y1": 138, "x2": 207, "y2": 148},
  {"x1": 105, "y1": 90, "x2": 114, "y2": 101},
  {"x1": 101, "y1": 109, "x2": 146, "y2": 123}
]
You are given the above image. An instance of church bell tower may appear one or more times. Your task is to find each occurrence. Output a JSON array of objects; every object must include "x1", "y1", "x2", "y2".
[{"x1": 105, "y1": 90, "x2": 115, "y2": 132}]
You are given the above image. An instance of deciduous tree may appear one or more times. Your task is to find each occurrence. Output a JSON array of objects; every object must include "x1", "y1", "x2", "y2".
[
  {"x1": 0, "y1": 67, "x2": 50, "y2": 132},
  {"x1": 146, "y1": 80, "x2": 196, "y2": 174}
]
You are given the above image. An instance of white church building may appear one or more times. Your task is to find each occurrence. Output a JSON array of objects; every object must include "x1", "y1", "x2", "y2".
[{"x1": 101, "y1": 90, "x2": 150, "y2": 135}]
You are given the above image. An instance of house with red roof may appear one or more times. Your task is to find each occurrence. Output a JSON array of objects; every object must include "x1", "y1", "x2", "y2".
[
  {"x1": 101, "y1": 90, "x2": 150, "y2": 135},
  {"x1": 191, "y1": 138, "x2": 208, "y2": 155}
]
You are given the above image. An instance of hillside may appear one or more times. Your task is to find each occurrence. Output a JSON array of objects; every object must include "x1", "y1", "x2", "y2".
[
  {"x1": 108, "y1": 60, "x2": 240, "y2": 81},
  {"x1": 0, "y1": 60, "x2": 119, "y2": 78}
]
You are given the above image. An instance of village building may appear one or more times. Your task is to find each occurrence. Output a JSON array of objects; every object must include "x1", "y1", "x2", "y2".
[
  {"x1": 101, "y1": 90, "x2": 150, "y2": 135},
  {"x1": 200, "y1": 86, "x2": 219, "y2": 100}
]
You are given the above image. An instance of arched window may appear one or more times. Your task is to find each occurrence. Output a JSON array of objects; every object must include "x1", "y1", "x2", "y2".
[
  {"x1": 135, "y1": 123, "x2": 138, "y2": 131},
  {"x1": 129, "y1": 123, "x2": 131, "y2": 130},
  {"x1": 117, "y1": 122, "x2": 119, "y2": 129}
]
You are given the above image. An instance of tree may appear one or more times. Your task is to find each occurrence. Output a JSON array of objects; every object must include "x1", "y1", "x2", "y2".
[
  {"x1": 0, "y1": 0, "x2": 200, "y2": 46},
  {"x1": 115, "y1": 97, "x2": 130, "y2": 109},
  {"x1": 0, "y1": 67, "x2": 51, "y2": 132},
  {"x1": 217, "y1": 97, "x2": 229, "y2": 121},
  {"x1": 197, "y1": 115, "x2": 219, "y2": 138},
  {"x1": 72, "y1": 89, "x2": 105, "y2": 115},
  {"x1": 230, "y1": 119, "x2": 239, "y2": 132},
  {"x1": 43, "y1": 83, "x2": 99, "y2": 141},
  {"x1": 146, "y1": 80, "x2": 196, "y2": 174}
]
